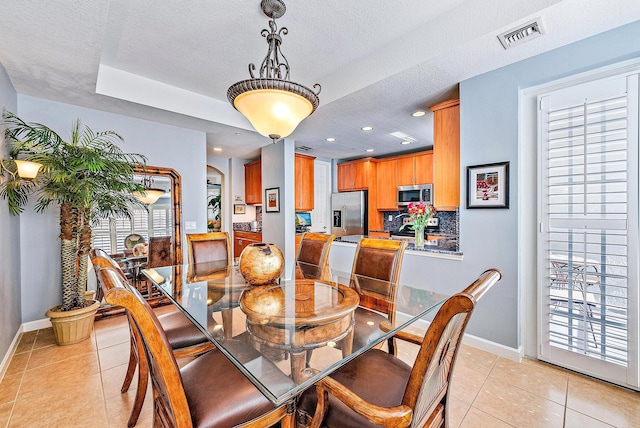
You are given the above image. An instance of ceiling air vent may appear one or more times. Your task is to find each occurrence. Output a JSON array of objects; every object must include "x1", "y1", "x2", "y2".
[
  {"x1": 297, "y1": 145, "x2": 313, "y2": 152},
  {"x1": 498, "y1": 18, "x2": 545, "y2": 50}
]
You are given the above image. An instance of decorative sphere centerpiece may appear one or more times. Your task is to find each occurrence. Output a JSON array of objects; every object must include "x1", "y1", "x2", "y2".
[{"x1": 239, "y1": 243, "x2": 284, "y2": 285}]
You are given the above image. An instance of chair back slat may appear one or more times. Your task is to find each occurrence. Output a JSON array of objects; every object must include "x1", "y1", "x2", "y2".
[
  {"x1": 350, "y1": 238, "x2": 408, "y2": 318},
  {"x1": 99, "y1": 268, "x2": 193, "y2": 427},
  {"x1": 186, "y1": 232, "x2": 232, "y2": 269},
  {"x1": 296, "y1": 232, "x2": 335, "y2": 280},
  {"x1": 148, "y1": 236, "x2": 174, "y2": 268},
  {"x1": 403, "y1": 268, "x2": 502, "y2": 427}
]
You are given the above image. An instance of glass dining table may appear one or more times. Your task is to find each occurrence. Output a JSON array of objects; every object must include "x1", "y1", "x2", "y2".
[{"x1": 142, "y1": 261, "x2": 448, "y2": 407}]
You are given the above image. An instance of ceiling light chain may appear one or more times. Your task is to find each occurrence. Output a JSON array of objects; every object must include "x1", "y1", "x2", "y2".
[{"x1": 228, "y1": 0, "x2": 320, "y2": 142}]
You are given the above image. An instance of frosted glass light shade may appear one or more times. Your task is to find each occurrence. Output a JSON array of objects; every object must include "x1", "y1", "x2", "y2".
[
  {"x1": 233, "y1": 89, "x2": 313, "y2": 140},
  {"x1": 14, "y1": 160, "x2": 42, "y2": 179},
  {"x1": 132, "y1": 188, "x2": 164, "y2": 205}
]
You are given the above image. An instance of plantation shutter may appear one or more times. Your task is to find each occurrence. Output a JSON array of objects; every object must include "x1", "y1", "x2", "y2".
[{"x1": 538, "y1": 72, "x2": 639, "y2": 387}]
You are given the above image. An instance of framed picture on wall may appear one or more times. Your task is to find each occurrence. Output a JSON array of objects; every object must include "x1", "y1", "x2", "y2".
[
  {"x1": 466, "y1": 161, "x2": 509, "y2": 209},
  {"x1": 234, "y1": 203, "x2": 245, "y2": 214},
  {"x1": 265, "y1": 187, "x2": 280, "y2": 213}
]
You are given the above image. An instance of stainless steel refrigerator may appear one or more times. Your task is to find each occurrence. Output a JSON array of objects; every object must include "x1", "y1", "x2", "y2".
[{"x1": 331, "y1": 191, "x2": 368, "y2": 237}]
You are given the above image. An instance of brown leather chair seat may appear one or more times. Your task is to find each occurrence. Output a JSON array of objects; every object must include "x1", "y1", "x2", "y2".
[
  {"x1": 182, "y1": 340, "x2": 294, "y2": 427},
  {"x1": 158, "y1": 310, "x2": 211, "y2": 350},
  {"x1": 298, "y1": 349, "x2": 412, "y2": 428}
]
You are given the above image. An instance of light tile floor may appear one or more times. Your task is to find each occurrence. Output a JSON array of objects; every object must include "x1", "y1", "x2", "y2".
[{"x1": 1, "y1": 309, "x2": 640, "y2": 428}]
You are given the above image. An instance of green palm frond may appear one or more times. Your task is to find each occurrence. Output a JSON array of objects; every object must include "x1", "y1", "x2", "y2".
[{"x1": 1, "y1": 111, "x2": 148, "y2": 311}]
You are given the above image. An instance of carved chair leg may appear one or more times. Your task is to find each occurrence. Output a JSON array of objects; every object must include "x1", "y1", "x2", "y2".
[
  {"x1": 127, "y1": 331, "x2": 149, "y2": 428},
  {"x1": 121, "y1": 336, "x2": 138, "y2": 393}
]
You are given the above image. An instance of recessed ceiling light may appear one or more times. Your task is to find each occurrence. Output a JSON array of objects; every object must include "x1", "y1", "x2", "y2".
[
  {"x1": 326, "y1": 137, "x2": 335, "y2": 142},
  {"x1": 366, "y1": 149, "x2": 374, "y2": 152},
  {"x1": 401, "y1": 141, "x2": 411, "y2": 145},
  {"x1": 213, "y1": 147, "x2": 222, "y2": 151},
  {"x1": 361, "y1": 126, "x2": 373, "y2": 131},
  {"x1": 411, "y1": 111, "x2": 426, "y2": 117}
]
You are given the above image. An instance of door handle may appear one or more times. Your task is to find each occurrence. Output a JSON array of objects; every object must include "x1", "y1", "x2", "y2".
[{"x1": 342, "y1": 206, "x2": 347, "y2": 232}]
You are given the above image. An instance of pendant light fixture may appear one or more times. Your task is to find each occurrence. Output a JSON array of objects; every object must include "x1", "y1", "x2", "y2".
[
  {"x1": 227, "y1": 0, "x2": 320, "y2": 142},
  {"x1": 132, "y1": 175, "x2": 165, "y2": 205}
]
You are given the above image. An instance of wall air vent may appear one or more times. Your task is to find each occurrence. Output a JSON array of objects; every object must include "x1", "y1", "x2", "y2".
[
  {"x1": 498, "y1": 18, "x2": 545, "y2": 50},
  {"x1": 297, "y1": 145, "x2": 313, "y2": 152}
]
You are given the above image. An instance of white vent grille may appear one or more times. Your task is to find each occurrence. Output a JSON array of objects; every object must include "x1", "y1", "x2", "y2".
[
  {"x1": 498, "y1": 18, "x2": 545, "y2": 50},
  {"x1": 297, "y1": 145, "x2": 313, "y2": 152}
]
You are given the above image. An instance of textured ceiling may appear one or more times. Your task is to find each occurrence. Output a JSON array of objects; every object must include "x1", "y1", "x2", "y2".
[{"x1": 0, "y1": 0, "x2": 639, "y2": 160}]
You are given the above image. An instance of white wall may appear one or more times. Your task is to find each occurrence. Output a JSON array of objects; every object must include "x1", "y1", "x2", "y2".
[
  {"x1": 0, "y1": 62, "x2": 20, "y2": 362},
  {"x1": 17, "y1": 95, "x2": 207, "y2": 322},
  {"x1": 261, "y1": 139, "x2": 296, "y2": 278}
]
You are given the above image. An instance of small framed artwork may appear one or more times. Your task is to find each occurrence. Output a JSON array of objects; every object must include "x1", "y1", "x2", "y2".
[
  {"x1": 234, "y1": 203, "x2": 246, "y2": 214},
  {"x1": 467, "y1": 161, "x2": 509, "y2": 209},
  {"x1": 265, "y1": 187, "x2": 280, "y2": 213}
]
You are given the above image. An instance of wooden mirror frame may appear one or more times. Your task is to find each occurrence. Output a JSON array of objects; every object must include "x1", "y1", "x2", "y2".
[
  {"x1": 133, "y1": 164, "x2": 183, "y2": 265},
  {"x1": 97, "y1": 165, "x2": 183, "y2": 318}
]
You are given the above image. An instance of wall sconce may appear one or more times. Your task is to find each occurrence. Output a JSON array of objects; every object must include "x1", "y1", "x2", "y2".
[{"x1": 14, "y1": 160, "x2": 42, "y2": 179}]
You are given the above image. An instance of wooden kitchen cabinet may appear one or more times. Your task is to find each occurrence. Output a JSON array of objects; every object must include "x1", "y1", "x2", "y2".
[
  {"x1": 430, "y1": 99, "x2": 460, "y2": 209},
  {"x1": 295, "y1": 153, "x2": 315, "y2": 212},
  {"x1": 397, "y1": 151, "x2": 433, "y2": 186},
  {"x1": 375, "y1": 158, "x2": 398, "y2": 211},
  {"x1": 244, "y1": 160, "x2": 262, "y2": 205},
  {"x1": 337, "y1": 158, "x2": 374, "y2": 191},
  {"x1": 234, "y1": 231, "x2": 262, "y2": 259},
  {"x1": 414, "y1": 152, "x2": 433, "y2": 184}
]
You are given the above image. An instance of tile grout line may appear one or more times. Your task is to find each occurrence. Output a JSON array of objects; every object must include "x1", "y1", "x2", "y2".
[
  {"x1": 5, "y1": 333, "x2": 29, "y2": 428},
  {"x1": 467, "y1": 356, "x2": 518, "y2": 427}
]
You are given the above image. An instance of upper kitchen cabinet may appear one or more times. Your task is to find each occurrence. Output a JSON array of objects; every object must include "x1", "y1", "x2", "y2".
[
  {"x1": 375, "y1": 158, "x2": 398, "y2": 211},
  {"x1": 397, "y1": 151, "x2": 433, "y2": 186},
  {"x1": 244, "y1": 160, "x2": 262, "y2": 205},
  {"x1": 295, "y1": 153, "x2": 315, "y2": 211},
  {"x1": 414, "y1": 152, "x2": 434, "y2": 184},
  {"x1": 337, "y1": 158, "x2": 374, "y2": 191},
  {"x1": 430, "y1": 99, "x2": 460, "y2": 209}
]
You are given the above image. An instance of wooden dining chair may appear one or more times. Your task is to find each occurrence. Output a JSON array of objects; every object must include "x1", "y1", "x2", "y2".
[
  {"x1": 90, "y1": 250, "x2": 214, "y2": 428},
  {"x1": 346, "y1": 238, "x2": 408, "y2": 357},
  {"x1": 99, "y1": 267, "x2": 295, "y2": 428},
  {"x1": 295, "y1": 232, "x2": 335, "y2": 280},
  {"x1": 297, "y1": 268, "x2": 503, "y2": 428}
]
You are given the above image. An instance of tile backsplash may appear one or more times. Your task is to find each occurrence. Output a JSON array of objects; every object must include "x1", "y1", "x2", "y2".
[
  {"x1": 233, "y1": 206, "x2": 262, "y2": 231},
  {"x1": 382, "y1": 207, "x2": 459, "y2": 236}
]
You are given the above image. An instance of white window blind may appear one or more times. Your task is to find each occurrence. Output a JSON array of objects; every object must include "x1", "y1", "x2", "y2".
[
  {"x1": 91, "y1": 204, "x2": 173, "y2": 253},
  {"x1": 541, "y1": 75, "x2": 636, "y2": 373}
]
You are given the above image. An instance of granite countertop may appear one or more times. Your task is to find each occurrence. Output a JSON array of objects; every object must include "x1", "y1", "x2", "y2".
[{"x1": 334, "y1": 234, "x2": 461, "y2": 256}]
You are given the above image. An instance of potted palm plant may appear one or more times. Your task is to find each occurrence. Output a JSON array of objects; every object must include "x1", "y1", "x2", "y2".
[{"x1": 0, "y1": 111, "x2": 147, "y2": 345}]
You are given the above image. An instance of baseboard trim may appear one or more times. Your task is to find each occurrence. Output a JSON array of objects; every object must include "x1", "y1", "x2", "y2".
[
  {"x1": 0, "y1": 318, "x2": 52, "y2": 383},
  {"x1": 22, "y1": 318, "x2": 52, "y2": 332},
  {"x1": 396, "y1": 313, "x2": 522, "y2": 362},
  {"x1": 0, "y1": 327, "x2": 23, "y2": 383}
]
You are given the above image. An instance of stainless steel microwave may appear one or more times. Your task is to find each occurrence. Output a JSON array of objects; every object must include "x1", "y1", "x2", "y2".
[{"x1": 397, "y1": 184, "x2": 433, "y2": 206}]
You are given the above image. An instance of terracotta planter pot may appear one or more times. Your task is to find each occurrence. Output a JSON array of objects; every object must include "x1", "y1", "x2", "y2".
[{"x1": 45, "y1": 299, "x2": 101, "y2": 346}]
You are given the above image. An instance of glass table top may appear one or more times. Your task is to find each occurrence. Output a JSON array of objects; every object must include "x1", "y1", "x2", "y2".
[{"x1": 142, "y1": 262, "x2": 448, "y2": 405}]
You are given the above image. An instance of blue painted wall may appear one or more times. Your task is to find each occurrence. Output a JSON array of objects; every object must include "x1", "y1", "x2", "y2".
[
  {"x1": 459, "y1": 20, "x2": 640, "y2": 349},
  {"x1": 0, "y1": 62, "x2": 20, "y2": 362}
]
